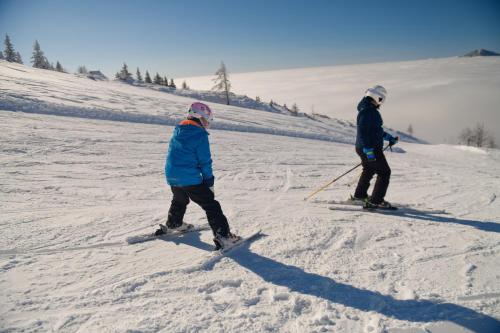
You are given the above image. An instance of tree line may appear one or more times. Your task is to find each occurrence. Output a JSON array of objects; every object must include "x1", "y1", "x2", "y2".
[
  {"x1": 10, "y1": 34, "x2": 493, "y2": 146},
  {"x1": 0, "y1": 36, "x2": 331, "y2": 115},
  {"x1": 2, "y1": 35, "x2": 300, "y2": 114},
  {"x1": 114, "y1": 63, "x2": 177, "y2": 89},
  {"x1": 2, "y1": 34, "x2": 65, "y2": 72}
]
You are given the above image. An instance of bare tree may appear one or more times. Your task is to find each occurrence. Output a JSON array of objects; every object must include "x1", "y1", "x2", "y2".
[
  {"x1": 459, "y1": 123, "x2": 496, "y2": 148},
  {"x1": 212, "y1": 61, "x2": 231, "y2": 105},
  {"x1": 181, "y1": 80, "x2": 189, "y2": 90},
  {"x1": 487, "y1": 137, "x2": 497, "y2": 149},
  {"x1": 459, "y1": 127, "x2": 474, "y2": 146},
  {"x1": 473, "y1": 123, "x2": 486, "y2": 147},
  {"x1": 291, "y1": 103, "x2": 299, "y2": 115}
]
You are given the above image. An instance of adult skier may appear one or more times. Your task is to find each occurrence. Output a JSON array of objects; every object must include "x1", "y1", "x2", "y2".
[
  {"x1": 156, "y1": 102, "x2": 240, "y2": 249},
  {"x1": 351, "y1": 85, "x2": 398, "y2": 209}
]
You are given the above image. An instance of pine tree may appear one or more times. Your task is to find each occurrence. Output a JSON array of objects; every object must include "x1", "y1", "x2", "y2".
[
  {"x1": 255, "y1": 96, "x2": 261, "y2": 103},
  {"x1": 212, "y1": 61, "x2": 231, "y2": 105},
  {"x1": 0, "y1": 50, "x2": 4, "y2": 59},
  {"x1": 14, "y1": 51, "x2": 23, "y2": 64},
  {"x1": 163, "y1": 76, "x2": 169, "y2": 86},
  {"x1": 117, "y1": 63, "x2": 133, "y2": 82},
  {"x1": 31, "y1": 40, "x2": 50, "y2": 69},
  {"x1": 55, "y1": 61, "x2": 64, "y2": 72},
  {"x1": 169, "y1": 78, "x2": 176, "y2": 89},
  {"x1": 153, "y1": 73, "x2": 162, "y2": 85},
  {"x1": 77, "y1": 65, "x2": 88, "y2": 74},
  {"x1": 144, "y1": 70, "x2": 152, "y2": 83},
  {"x1": 181, "y1": 80, "x2": 189, "y2": 90},
  {"x1": 136, "y1": 67, "x2": 143, "y2": 82},
  {"x1": 3, "y1": 34, "x2": 16, "y2": 62},
  {"x1": 291, "y1": 103, "x2": 299, "y2": 115}
]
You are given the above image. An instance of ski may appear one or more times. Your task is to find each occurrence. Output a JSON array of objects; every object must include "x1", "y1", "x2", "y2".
[
  {"x1": 126, "y1": 223, "x2": 211, "y2": 244},
  {"x1": 200, "y1": 230, "x2": 263, "y2": 269},
  {"x1": 328, "y1": 199, "x2": 366, "y2": 206},
  {"x1": 328, "y1": 205, "x2": 447, "y2": 215},
  {"x1": 328, "y1": 198, "x2": 448, "y2": 213},
  {"x1": 329, "y1": 199, "x2": 407, "y2": 209}
]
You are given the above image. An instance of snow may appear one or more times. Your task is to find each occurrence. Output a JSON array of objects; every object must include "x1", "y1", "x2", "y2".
[
  {"x1": 1, "y1": 60, "x2": 500, "y2": 333},
  {"x1": 178, "y1": 57, "x2": 500, "y2": 144},
  {"x1": 0, "y1": 60, "x2": 422, "y2": 146},
  {"x1": 454, "y1": 145, "x2": 488, "y2": 155}
]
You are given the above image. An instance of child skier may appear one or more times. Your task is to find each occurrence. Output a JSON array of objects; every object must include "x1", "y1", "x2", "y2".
[
  {"x1": 156, "y1": 102, "x2": 240, "y2": 249},
  {"x1": 352, "y1": 85, "x2": 398, "y2": 209}
]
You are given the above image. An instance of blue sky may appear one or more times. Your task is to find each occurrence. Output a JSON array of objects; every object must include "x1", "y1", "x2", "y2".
[{"x1": 1, "y1": 0, "x2": 499, "y2": 78}]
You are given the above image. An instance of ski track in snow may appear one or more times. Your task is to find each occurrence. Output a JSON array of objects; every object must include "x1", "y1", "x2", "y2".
[{"x1": 1, "y1": 111, "x2": 499, "y2": 333}]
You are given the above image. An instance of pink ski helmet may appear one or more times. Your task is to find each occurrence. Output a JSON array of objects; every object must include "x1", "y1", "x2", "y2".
[{"x1": 187, "y1": 102, "x2": 213, "y2": 129}]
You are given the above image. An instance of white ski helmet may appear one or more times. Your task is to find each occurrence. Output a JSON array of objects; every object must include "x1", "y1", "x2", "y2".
[
  {"x1": 365, "y1": 85, "x2": 387, "y2": 106},
  {"x1": 187, "y1": 102, "x2": 213, "y2": 129}
]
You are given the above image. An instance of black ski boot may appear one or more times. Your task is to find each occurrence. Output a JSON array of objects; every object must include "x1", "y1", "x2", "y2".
[
  {"x1": 213, "y1": 232, "x2": 241, "y2": 250},
  {"x1": 154, "y1": 222, "x2": 191, "y2": 236},
  {"x1": 363, "y1": 199, "x2": 397, "y2": 210}
]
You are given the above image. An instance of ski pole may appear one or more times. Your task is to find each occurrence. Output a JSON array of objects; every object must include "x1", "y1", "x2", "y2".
[{"x1": 304, "y1": 143, "x2": 393, "y2": 201}]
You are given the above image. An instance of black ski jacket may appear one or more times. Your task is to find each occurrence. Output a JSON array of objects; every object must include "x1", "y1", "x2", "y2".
[{"x1": 355, "y1": 97, "x2": 388, "y2": 150}]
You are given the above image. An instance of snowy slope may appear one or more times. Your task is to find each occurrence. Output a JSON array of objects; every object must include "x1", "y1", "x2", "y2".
[
  {"x1": 179, "y1": 57, "x2": 500, "y2": 143},
  {"x1": 1, "y1": 59, "x2": 499, "y2": 332},
  {"x1": 1, "y1": 111, "x2": 500, "y2": 333},
  {"x1": 0, "y1": 60, "x2": 424, "y2": 145}
]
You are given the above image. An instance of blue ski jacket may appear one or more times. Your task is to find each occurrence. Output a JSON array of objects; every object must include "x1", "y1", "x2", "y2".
[
  {"x1": 355, "y1": 97, "x2": 389, "y2": 150},
  {"x1": 165, "y1": 120, "x2": 214, "y2": 187}
]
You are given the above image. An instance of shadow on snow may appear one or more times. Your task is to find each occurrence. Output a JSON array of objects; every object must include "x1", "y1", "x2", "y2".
[
  {"x1": 202, "y1": 234, "x2": 500, "y2": 333},
  {"x1": 331, "y1": 206, "x2": 500, "y2": 233}
]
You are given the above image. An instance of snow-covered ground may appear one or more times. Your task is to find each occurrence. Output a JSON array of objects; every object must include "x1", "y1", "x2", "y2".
[
  {"x1": 1, "y1": 111, "x2": 499, "y2": 333},
  {"x1": 0, "y1": 60, "x2": 422, "y2": 145},
  {"x1": 179, "y1": 56, "x2": 500, "y2": 143},
  {"x1": 1, "y1": 59, "x2": 499, "y2": 332}
]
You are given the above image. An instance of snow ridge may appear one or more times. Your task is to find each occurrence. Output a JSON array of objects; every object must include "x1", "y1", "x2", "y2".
[{"x1": 0, "y1": 60, "x2": 422, "y2": 145}]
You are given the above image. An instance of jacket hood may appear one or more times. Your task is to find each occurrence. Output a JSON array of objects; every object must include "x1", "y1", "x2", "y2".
[
  {"x1": 357, "y1": 96, "x2": 378, "y2": 112},
  {"x1": 174, "y1": 123, "x2": 208, "y2": 141}
]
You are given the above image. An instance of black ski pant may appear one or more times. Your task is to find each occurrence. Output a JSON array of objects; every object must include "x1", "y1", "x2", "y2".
[
  {"x1": 354, "y1": 147, "x2": 391, "y2": 204},
  {"x1": 167, "y1": 184, "x2": 230, "y2": 237}
]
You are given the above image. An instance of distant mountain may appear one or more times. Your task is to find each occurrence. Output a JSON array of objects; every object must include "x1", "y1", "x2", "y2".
[{"x1": 462, "y1": 49, "x2": 500, "y2": 57}]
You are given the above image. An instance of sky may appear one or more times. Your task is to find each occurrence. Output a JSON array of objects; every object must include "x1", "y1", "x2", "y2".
[{"x1": 1, "y1": 0, "x2": 500, "y2": 78}]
